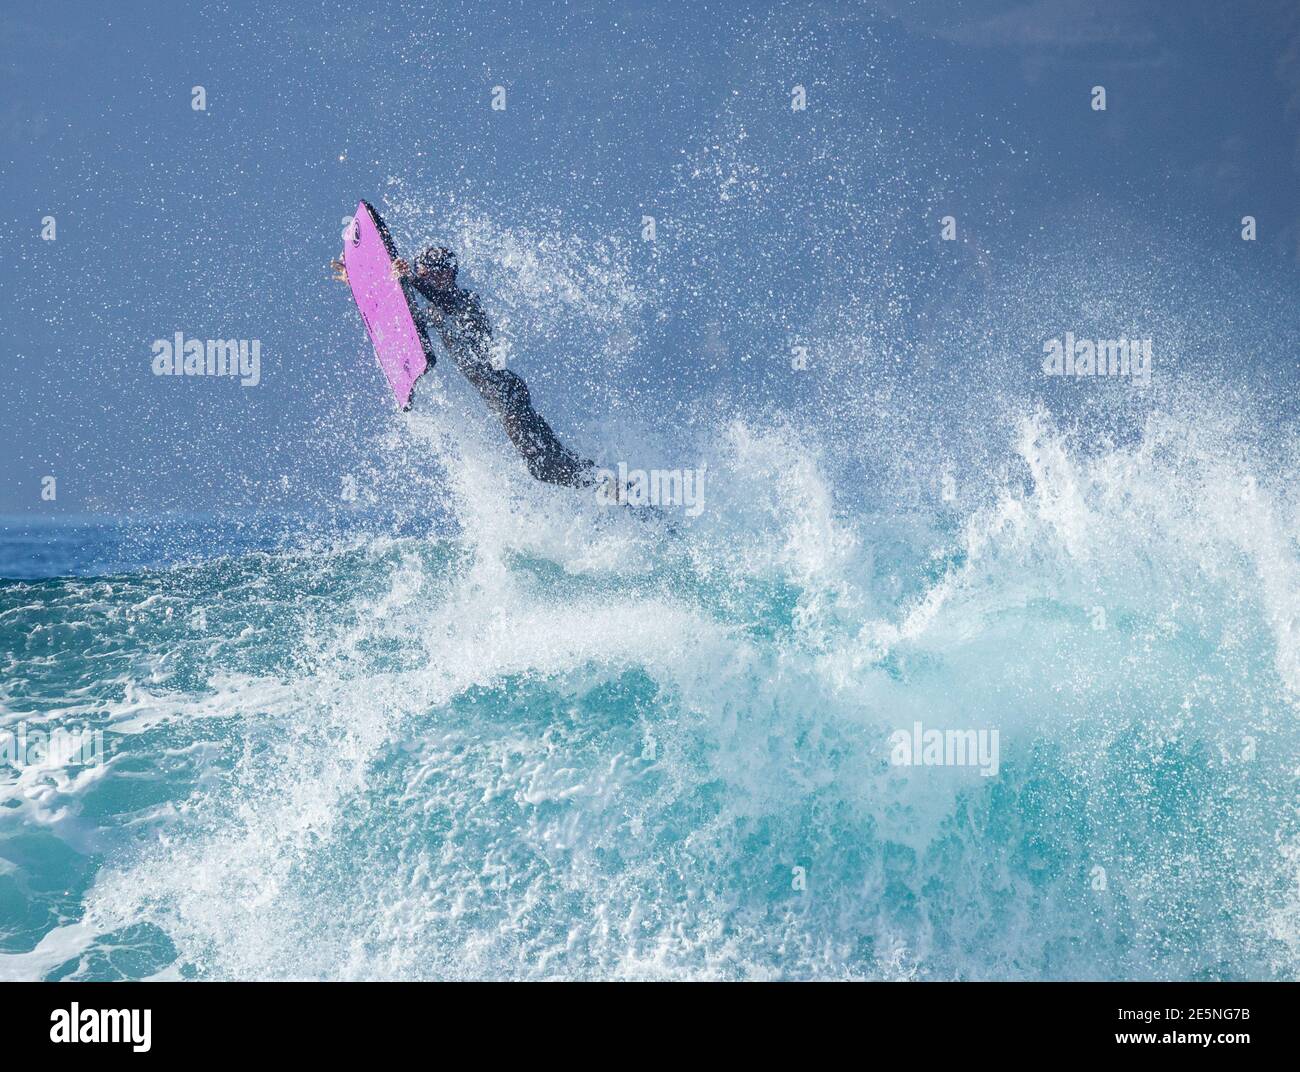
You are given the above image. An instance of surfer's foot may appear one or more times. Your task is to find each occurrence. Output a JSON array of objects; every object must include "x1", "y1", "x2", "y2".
[{"x1": 330, "y1": 258, "x2": 348, "y2": 283}]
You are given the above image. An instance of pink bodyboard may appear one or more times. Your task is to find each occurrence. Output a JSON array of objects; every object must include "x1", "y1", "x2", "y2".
[{"x1": 343, "y1": 200, "x2": 432, "y2": 410}]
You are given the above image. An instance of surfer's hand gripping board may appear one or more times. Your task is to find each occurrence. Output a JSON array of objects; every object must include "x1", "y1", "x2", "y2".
[{"x1": 340, "y1": 200, "x2": 436, "y2": 410}]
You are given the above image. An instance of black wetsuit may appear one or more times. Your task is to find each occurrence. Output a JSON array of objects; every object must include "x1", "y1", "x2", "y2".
[{"x1": 409, "y1": 275, "x2": 594, "y2": 488}]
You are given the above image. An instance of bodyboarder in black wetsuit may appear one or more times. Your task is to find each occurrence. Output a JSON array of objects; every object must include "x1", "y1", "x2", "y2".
[{"x1": 336, "y1": 245, "x2": 595, "y2": 489}]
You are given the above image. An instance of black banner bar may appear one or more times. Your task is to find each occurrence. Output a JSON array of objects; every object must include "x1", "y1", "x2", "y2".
[{"x1": 0, "y1": 981, "x2": 1291, "y2": 1059}]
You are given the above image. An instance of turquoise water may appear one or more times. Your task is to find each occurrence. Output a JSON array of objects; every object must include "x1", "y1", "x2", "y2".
[{"x1": 3, "y1": 400, "x2": 1299, "y2": 980}]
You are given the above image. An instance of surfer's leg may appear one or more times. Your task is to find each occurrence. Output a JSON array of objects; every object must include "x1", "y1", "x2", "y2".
[{"x1": 454, "y1": 351, "x2": 594, "y2": 488}]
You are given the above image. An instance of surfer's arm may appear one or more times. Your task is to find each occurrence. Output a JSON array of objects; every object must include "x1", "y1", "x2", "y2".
[{"x1": 330, "y1": 257, "x2": 347, "y2": 283}]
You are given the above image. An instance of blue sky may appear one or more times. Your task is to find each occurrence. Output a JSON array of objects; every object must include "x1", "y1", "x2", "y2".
[{"x1": 4, "y1": 0, "x2": 1299, "y2": 517}]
